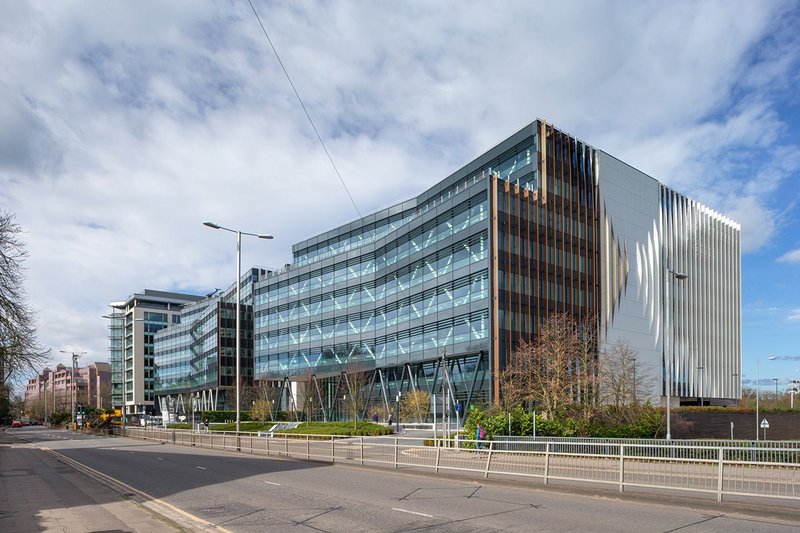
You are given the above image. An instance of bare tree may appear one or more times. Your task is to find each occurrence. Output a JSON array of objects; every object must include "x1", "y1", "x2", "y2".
[
  {"x1": 598, "y1": 339, "x2": 653, "y2": 407},
  {"x1": 296, "y1": 370, "x2": 326, "y2": 422},
  {"x1": 244, "y1": 380, "x2": 282, "y2": 421},
  {"x1": 0, "y1": 212, "x2": 49, "y2": 393},
  {"x1": 500, "y1": 313, "x2": 598, "y2": 419},
  {"x1": 573, "y1": 314, "x2": 599, "y2": 419},
  {"x1": 499, "y1": 339, "x2": 536, "y2": 411},
  {"x1": 97, "y1": 380, "x2": 112, "y2": 411},
  {"x1": 341, "y1": 362, "x2": 371, "y2": 430}
]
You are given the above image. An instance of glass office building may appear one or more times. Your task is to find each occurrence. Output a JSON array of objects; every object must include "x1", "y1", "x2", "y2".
[
  {"x1": 250, "y1": 119, "x2": 741, "y2": 418},
  {"x1": 108, "y1": 290, "x2": 203, "y2": 418},
  {"x1": 153, "y1": 268, "x2": 267, "y2": 421}
]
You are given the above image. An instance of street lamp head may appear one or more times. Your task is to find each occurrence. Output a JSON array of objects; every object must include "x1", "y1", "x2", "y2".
[
  {"x1": 768, "y1": 356, "x2": 777, "y2": 361},
  {"x1": 674, "y1": 272, "x2": 688, "y2": 280},
  {"x1": 203, "y1": 221, "x2": 222, "y2": 230},
  {"x1": 257, "y1": 234, "x2": 274, "y2": 240}
]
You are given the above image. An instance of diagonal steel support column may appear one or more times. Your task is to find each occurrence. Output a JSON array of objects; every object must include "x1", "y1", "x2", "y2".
[
  {"x1": 377, "y1": 368, "x2": 391, "y2": 418},
  {"x1": 465, "y1": 352, "x2": 484, "y2": 409},
  {"x1": 311, "y1": 375, "x2": 327, "y2": 422}
]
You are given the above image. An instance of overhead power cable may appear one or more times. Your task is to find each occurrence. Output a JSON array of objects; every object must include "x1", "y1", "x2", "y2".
[{"x1": 247, "y1": 0, "x2": 362, "y2": 219}]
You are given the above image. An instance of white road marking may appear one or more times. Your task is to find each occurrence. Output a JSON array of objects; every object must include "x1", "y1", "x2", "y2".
[
  {"x1": 263, "y1": 481, "x2": 280, "y2": 486},
  {"x1": 392, "y1": 508, "x2": 434, "y2": 518},
  {"x1": 38, "y1": 446, "x2": 233, "y2": 533},
  {"x1": 156, "y1": 457, "x2": 163, "y2": 460},
  {"x1": 196, "y1": 466, "x2": 207, "y2": 470}
]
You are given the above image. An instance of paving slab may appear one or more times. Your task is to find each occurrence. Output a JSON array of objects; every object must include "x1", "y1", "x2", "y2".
[{"x1": 0, "y1": 428, "x2": 184, "y2": 532}]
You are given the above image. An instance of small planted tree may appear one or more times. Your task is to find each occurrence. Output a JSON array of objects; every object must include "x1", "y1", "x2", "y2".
[
  {"x1": 341, "y1": 362, "x2": 371, "y2": 430},
  {"x1": 399, "y1": 390, "x2": 430, "y2": 423},
  {"x1": 243, "y1": 380, "x2": 282, "y2": 421}
]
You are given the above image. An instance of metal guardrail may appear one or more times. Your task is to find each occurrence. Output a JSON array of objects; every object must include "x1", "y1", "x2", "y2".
[
  {"x1": 115, "y1": 427, "x2": 800, "y2": 503},
  {"x1": 493, "y1": 435, "x2": 800, "y2": 463}
]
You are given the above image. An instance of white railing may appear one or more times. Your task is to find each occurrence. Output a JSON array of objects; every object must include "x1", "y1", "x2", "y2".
[{"x1": 115, "y1": 428, "x2": 800, "y2": 503}]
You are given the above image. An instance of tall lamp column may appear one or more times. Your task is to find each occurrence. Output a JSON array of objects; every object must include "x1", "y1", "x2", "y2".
[
  {"x1": 60, "y1": 350, "x2": 87, "y2": 431},
  {"x1": 666, "y1": 268, "x2": 687, "y2": 441},
  {"x1": 204, "y1": 221, "x2": 272, "y2": 433}
]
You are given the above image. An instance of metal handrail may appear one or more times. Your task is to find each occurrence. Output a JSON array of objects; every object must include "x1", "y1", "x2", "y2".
[{"x1": 112, "y1": 428, "x2": 800, "y2": 503}]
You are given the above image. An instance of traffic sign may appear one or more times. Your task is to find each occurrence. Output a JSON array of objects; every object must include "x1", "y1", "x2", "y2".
[{"x1": 760, "y1": 418, "x2": 769, "y2": 429}]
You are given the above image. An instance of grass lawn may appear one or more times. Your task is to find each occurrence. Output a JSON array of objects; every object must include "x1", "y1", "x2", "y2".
[
  {"x1": 278, "y1": 421, "x2": 393, "y2": 436},
  {"x1": 166, "y1": 420, "x2": 393, "y2": 436},
  {"x1": 210, "y1": 421, "x2": 278, "y2": 432}
]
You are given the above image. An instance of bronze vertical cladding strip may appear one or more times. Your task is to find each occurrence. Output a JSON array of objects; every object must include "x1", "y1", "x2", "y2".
[
  {"x1": 550, "y1": 128, "x2": 563, "y2": 313},
  {"x1": 539, "y1": 120, "x2": 548, "y2": 332},
  {"x1": 584, "y1": 149, "x2": 589, "y2": 320},
  {"x1": 504, "y1": 179, "x2": 511, "y2": 368},
  {"x1": 489, "y1": 175, "x2": 501, "y2": 405},
  {"x1": 545, "y1": 124, "x2": 551, "y2": 314},
  {"x1": 592, "y1": 150, "x2": 601, "y2": 321},
  {"x1": 539, "y1": 120, "x2": 548, "y2": 202},
  {"x1": 567, "y1": 137, "x2": 575, "y2": 317},
  {"x1": 557, "y1": 129, "x2": 564, "y2": 315},
  {"x1": 561, "y1": 132, "x2": 568, "y2": 315},
  {"x1": 514, "y1": 185, "x2": 525, "y2": 352},
  {"x1": 534, "y1": 135, "x2": 541, "y2": 337},
  {"x1": 525, "y1": 186, "x2": 532, "y2": 342},
  {"x1": 583, "y1": 144, "x2": 590, "y2": 319}
]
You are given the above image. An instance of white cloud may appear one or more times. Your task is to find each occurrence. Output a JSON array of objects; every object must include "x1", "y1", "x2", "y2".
[
  {"x1": 789, "y1": 309, "x2": 800, "y2": 322},
  {"x1": 0, "y1": 1, "x2": 799, "y2": 374},
  {"x1": 778, "y1": 249, "x2": 800, "y2": 264},
  {"x1": 720, "y1": 194, "x2": 778, "y2": 253}
]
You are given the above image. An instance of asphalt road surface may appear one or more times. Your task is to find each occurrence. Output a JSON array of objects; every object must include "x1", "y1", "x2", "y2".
[{"x1": 11, "y1": 427, "x2": 800, "y2": 532}]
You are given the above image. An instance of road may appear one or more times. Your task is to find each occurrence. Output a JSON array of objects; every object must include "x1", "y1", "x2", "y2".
[{"x1": 7, "y1": 426, "x2": 800, "y2": 532}]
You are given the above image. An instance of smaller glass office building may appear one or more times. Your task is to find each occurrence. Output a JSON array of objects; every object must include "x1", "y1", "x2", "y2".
[{"x1": 153, "y1": 268, "x2": 266, "y2": 421}]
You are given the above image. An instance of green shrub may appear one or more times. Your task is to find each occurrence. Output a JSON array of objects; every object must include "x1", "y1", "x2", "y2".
[
  {"x1": 48, "y1": 411, "x2": 71, "y2": 426},
  {"x1": 464, "y1": 404, "x2": 664, "y2": 440}
]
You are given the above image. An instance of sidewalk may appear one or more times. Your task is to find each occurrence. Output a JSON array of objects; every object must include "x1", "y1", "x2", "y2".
[{"x1": 0, "y1": 428, "x2": 184, "y2": 532}]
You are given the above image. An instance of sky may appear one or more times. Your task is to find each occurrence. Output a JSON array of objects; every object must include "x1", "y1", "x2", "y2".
[{"x1": 1, "y1": 1, "x2": 799, "y2": 395}]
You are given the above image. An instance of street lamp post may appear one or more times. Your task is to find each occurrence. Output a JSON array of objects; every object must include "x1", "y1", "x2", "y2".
[
  {"x1": 204, "y1": 221, "x2": 272, "y2": 433},
  {"x1": 60, "y1": 350, "x2": 87, "y2": 431},
  {"x1": 697, "y1": 365, "x2": 704, "y2": 407},
  {"x1": 756, "y1": 356, "x2": 778, "y2": 440},
  {"x1": 39, "y1": 374, "x2": 48, "y2": 425},
  {"x1": 773, "y1": 378, "x2": 779, "y2": 407},
  {"x1": 665, "y1": 268, "x2": 687, "y2": 441},
  {"x1": 756, "y1": 359, "x2": 760, "y2": 441}
]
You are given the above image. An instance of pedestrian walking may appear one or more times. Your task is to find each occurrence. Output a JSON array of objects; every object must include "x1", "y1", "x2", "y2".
[
  {"x1": 203, "y1": 418, "x2": 209, "y2": 432},
  {"x1": 475, "y1": 423, "x2": 486, "y2": 449}
]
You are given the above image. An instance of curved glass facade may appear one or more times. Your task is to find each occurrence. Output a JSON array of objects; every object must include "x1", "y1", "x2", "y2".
[{"x1": 255, "y1": 193, "x2": 491, "y2": 378}]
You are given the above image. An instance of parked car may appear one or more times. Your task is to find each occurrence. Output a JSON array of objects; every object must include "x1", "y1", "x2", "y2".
[{"x1": 11, "y1": 420, "x2": 22, "y2": 427}]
